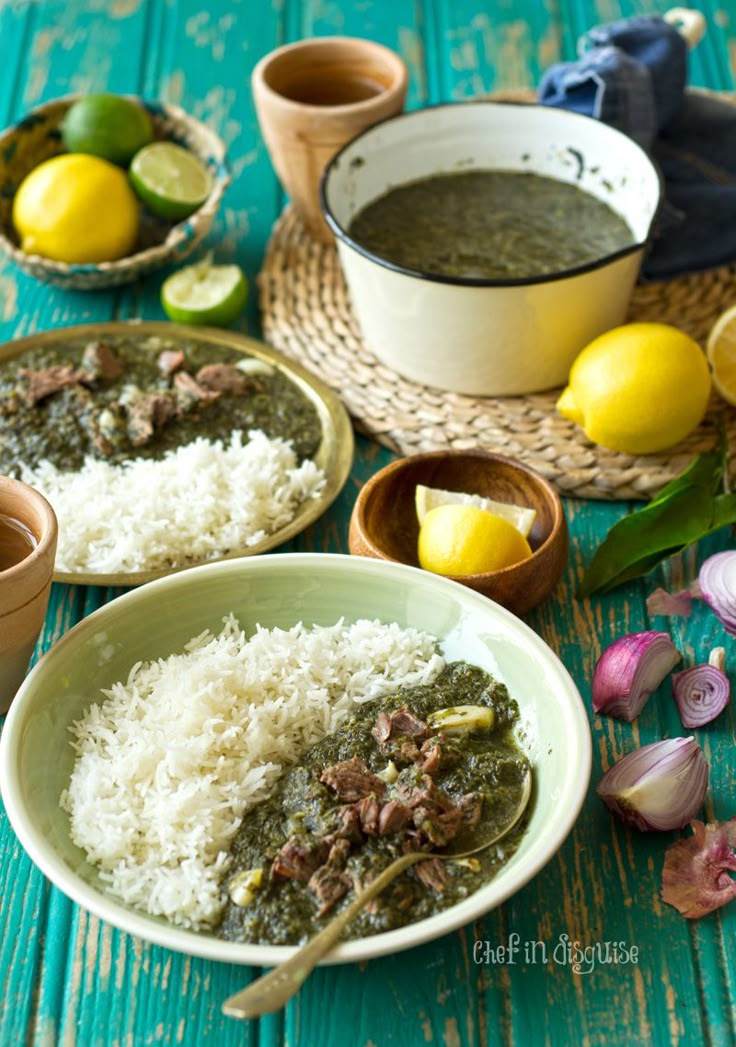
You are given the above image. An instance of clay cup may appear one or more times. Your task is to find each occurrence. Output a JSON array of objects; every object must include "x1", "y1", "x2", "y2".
[
  {"x1": 0, "y1": 476, "x2": 58, "y2": 713},
  {"x1": 252, "y1": 36, "x2": 408, "y2": 240}
]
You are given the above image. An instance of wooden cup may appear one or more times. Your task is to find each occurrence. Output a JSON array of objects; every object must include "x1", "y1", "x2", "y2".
[
  {"x1": 0, "y1": 476, "x2": 58, "y2": 713},
  {"x1": 252, "y1": 36, "x2": 408, "y2": 240}
]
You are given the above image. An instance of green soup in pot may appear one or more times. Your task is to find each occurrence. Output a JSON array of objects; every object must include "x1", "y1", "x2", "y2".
[{"x1": 347, "y1": 170, "x2": 636, "y2": 280}]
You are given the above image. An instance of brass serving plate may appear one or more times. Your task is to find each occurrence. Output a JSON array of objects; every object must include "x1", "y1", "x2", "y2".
[{"x1": 0, "y1": 321, "x2": 354, "y2": 587}]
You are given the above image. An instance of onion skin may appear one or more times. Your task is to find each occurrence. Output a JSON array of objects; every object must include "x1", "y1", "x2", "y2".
[
  {"x1": 699, "y1": 551, "x2": 736, "y2": 635},
  {"x1": 662, "y1": 819, "x2": 736, "y2": 918},
  {"x1": 592, "y1": 631, "x2": 681, "y2": 721},
  {"x1": 597, "y1": 737, "x2": 709, "y2": 832},
  {"x1": 672, "y1": 663, "x2": 730, "y2": 728},
  {"x1": 646, "y1": 587, "x2": 697, "y2": 617}
]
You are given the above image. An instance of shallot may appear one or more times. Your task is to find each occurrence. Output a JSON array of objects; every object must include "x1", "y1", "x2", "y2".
[
  {"x1": 592, "y1": 631, "x2": 681, "y2": 721},
  {"x1": 672, "y1": 648, "x2": 730, "y2": 728},
  {"x1": 597, "y1": 737, "x2": 708, "y2": 832},
  {"x1": 699, "y1": 551, "x2": 736, "y2": 634}
]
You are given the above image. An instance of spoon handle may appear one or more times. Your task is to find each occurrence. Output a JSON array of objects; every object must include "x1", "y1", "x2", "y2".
[{"x1": 222, "y1": 850, "x2": 423, "y2": 1019}]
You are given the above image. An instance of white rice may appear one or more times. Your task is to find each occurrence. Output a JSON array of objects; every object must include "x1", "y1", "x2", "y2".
[
  {"x1": 20, "y1": 429, "x2": 326, "y2": 574},
  {"x1": 60, "y1": 617, "x2": 444, "y2": 929}
]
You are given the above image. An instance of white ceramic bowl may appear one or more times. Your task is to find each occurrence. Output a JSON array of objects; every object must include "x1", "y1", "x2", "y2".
[
  {"x1": 0, "y1": 553, "x2": 591, "y2": 966},
  {"x1": 321, "y1": 102, "x2": 662, "y2": 396}
]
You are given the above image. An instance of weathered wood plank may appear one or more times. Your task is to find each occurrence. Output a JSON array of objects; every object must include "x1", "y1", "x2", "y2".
[{"x1": 2, "y1": 1, "x2": 736, "y2": 1045}]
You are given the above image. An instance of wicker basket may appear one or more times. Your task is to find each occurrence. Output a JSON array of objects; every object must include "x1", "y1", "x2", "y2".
[{"x1": 0, "y1": 95, "x2": 230, "y2": 290}]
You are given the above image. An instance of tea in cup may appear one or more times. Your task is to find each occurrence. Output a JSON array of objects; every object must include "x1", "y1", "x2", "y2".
[
  {"x1": 252, "y1": 36, "x2": 408, "y2": 240},
  {"x1": 0, "y1": 476, "x2": 57, "y2": 713}
]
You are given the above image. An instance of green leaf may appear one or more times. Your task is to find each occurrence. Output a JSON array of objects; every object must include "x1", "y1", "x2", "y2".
[
  {"x1": 711, "y1": 492, "x2": 736, "y2": 531},
  {"x1": 647, "y1": 450, "x2": 723, "y2": 507},
  {"x1": 590, "y1": 547, "x2": 685, "y2": 595},
  {"x1": 577, "y1": 420, "x2": 733, "y2": 599}
]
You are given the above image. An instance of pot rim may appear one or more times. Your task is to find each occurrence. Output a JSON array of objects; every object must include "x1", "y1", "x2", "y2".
[{"x1": 320, "y1": 100, "x2": 664, "y2": 288}]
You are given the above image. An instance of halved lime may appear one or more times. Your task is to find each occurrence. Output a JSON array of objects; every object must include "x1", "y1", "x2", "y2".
[
  {"x1": 61, "y1": 94, "x2": 153, "y2": 167},
  {"x1": 414, "y1": 483, "x2": 536, "y2": 537},
  {"x1": 129, "y1": 142, "x2": 213, "y2": 221},
  {"x1": 161, "y1": 256, "x2": 248, "y2": 327}
]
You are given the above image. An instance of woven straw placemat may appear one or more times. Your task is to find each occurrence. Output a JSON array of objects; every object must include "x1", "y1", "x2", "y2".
[{"x1": 259, "y1": 208, "x2": 736, "y2": 502}]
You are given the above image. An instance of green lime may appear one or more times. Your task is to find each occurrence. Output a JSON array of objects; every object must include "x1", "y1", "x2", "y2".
[
  {"x1": 61, "y1": 94, "x2": 153, "y2": 167},
  {"x1": 161, "y1": 256, "x2": 248, "y2": 327},
  {"x1": 129, "y1": 142, "x2": 212, "y2": 221}
]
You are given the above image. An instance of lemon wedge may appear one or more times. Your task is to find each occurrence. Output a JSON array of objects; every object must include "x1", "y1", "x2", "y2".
[
  {"x1": 417, "y1": 505, "x2": 533, "y2": 576},
  {"x1": 707, "y1": 304, "x2": 736, "y2": 406},
  {"x1": 415, "y1": 483, "x2": 536, "y2": 537}
]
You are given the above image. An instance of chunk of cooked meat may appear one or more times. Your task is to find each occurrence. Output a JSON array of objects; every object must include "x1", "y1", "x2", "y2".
[
  {"x1": 418, "y1": 740, "x2": 442, "y2": 776},
  {"x1": 332, "y1": 804, "x2": 363, "y2": 841},
  {"x1": 326, "y1": 837, "x2": 352, "y2": 868},
  {"x1": 320, "y1": 757, "x2": 387, "y2": 803},
  {"x1": 394, "y1": 771, "x2": 448, "y2": 811},
  {"x1": 412, "y1": 804, "x2": 464, "y2": 847},
  {"x1": 126, "y1": 391, "x2": 178, "y2": 446},
  {"x1": 157, "y1": 348, "x2": 186, "y2": 377},
  {"x1": 307, "y1": 865, "x2": 351, "y2": 916},
  {"x1": 80, "y1": 341, "x2": 124, "y2": 383},
  {"x1": 372, "y1": 706, "x2": 428, "y2": 749},
  {"x1": 195, "y1": 363, "x2": 259, "y2": 396},
  {"x1": 353, "y1": 795, "x2": 382, "y2": 836},
  {"x1": 372, "y1": 711, "x2": 392, "y2": 746},
  {"x1": 390, "y1": 707, "x2": 429, "y2": 738},
  {"x1": 414, "y1": 858, "x2": 448, "y2": 893},
  {"x1": 377, "y1": 799, "x2": 413, "y2": 835},
  {"x1": 20, "y1": 364, "x2": 82, "y2": 405},
  {"x1": 270, "y1": 835, "x2": 330, "y2": 883},
  {"x1": 173, "y1": 370, "x2": 221, "y2": 406}
]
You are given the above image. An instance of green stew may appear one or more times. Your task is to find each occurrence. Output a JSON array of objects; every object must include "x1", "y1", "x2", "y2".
[{"x1": 218, "y1": 661, "x2": 531, "y2": 945}]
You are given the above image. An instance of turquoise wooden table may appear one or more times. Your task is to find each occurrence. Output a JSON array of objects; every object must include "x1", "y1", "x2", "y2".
[{"x1": 1, "y1": 1, "x2": 736, "y2": 1044}]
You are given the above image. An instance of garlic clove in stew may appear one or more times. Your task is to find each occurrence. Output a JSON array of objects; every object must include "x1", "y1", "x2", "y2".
[{"x1": 427, "y1": 705, "x2": 495, "y2": 732}]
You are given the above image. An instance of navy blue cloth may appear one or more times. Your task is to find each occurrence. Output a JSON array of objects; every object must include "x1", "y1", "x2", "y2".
[{"x1": 537, "y1": 15, "x2": 736, "y2": 280}]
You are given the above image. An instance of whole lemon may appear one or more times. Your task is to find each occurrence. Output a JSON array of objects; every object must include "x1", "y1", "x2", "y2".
[
  {"x1": 418, "y1": 504, "x2": 533, "y2": 576},
  {"x1": 557, "y1": 323, "x2": 711, "y2": 454},
  {"x1": 12, "y1": 153, "x2": 140, "y2": 263}
]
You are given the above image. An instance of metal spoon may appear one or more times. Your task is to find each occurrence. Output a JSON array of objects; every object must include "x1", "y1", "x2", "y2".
[{"x1": 222, "y1": 766, "x2": 532, "y2": 1020}]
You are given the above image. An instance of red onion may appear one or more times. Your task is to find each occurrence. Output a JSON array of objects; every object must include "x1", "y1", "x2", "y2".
[
  {"x1": 597, "y1": 737, "x2": 709, "y2": 832},
  {"x1": 699, "y1": 551, "x2": 736, "y2": 634},
  {"x1": 592, "y1": 631, "x2": 681, "y2": 721},
  {"x1": 672, "y1": 648, "x2": 730, "y2": 728}
]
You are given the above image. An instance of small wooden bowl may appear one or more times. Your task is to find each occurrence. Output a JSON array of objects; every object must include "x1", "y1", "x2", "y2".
[{"x1": 348, "y1": 450, "x2": 568, "y2": 616}]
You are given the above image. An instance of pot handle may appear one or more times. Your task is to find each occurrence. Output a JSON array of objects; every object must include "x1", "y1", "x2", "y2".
[{"x1": 663, "y1": 7, "x2": 706, "y2": 49}]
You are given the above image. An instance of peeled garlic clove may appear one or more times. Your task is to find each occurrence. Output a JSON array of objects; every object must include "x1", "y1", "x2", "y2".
[
  {"x1": 597, "y1": 736, "x2": 708, "y2": 832},
  {"x1": 376, "y1": 759, "x2": 399, "y2": 784},
  {"x1": 427, "y1": 705, "x2": 494, "y2": 732},
  {"x1": 228, "y1": 867, "x2": 264, "y2": 907},
  {"x1": 592, "y1": 631, "x2": 681, "y2": 721}
]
